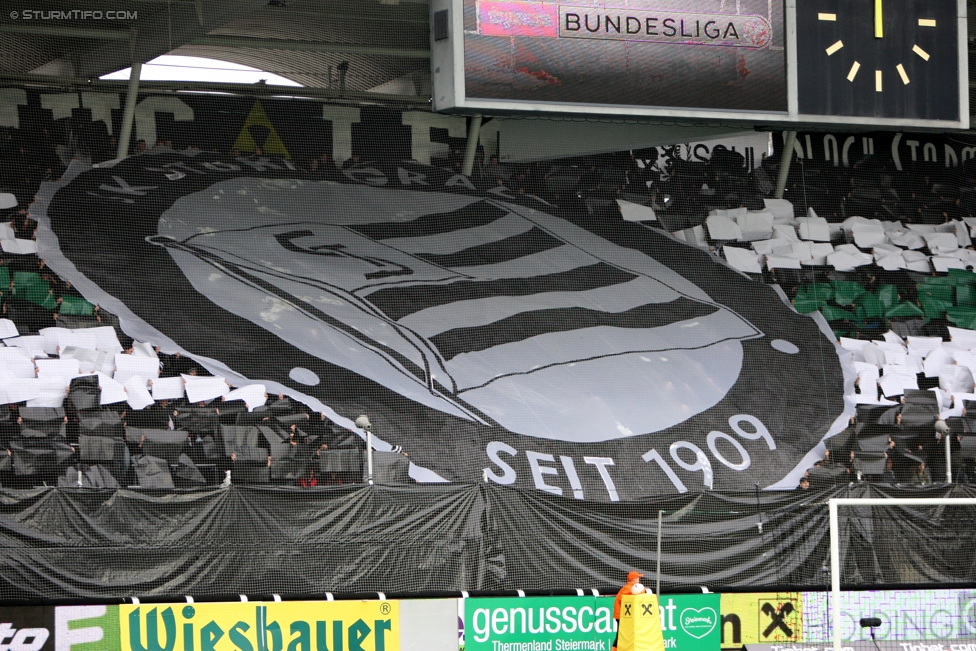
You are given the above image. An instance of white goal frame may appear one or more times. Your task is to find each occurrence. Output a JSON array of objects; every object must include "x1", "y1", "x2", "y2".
[{"x1": 828, "y1": 497, "x2": 976, "y2": 651}]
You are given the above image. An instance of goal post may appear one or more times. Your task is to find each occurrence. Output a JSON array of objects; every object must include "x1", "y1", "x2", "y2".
[{"x1": 828, "y1": 497, "x2": 976, "y2": 651}]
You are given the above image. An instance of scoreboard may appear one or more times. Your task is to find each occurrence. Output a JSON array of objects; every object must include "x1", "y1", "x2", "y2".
[{"x1": 430, "y1": 0, "x2": 968, "y2": 129}]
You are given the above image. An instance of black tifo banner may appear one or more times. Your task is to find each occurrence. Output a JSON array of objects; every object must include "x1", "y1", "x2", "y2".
[{"x1": 28, "y1": 92, "x2": 844, "y2": 500}]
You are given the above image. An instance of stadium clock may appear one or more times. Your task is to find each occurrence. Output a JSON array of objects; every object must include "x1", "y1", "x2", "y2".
[{"x1": 795, "y1": 0, "x2": 960, "y2": 121}]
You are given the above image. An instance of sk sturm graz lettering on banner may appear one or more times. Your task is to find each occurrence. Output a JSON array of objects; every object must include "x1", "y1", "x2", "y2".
[{"x1": 36, "y1": 152, "x2": 846, "y2": 499}]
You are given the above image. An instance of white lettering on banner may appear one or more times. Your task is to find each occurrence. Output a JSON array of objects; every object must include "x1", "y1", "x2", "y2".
[
  {"x1": 485, "y1": 415, "x2": 775, "y2": 496},
  {"x1": 707, "y1": 431, "x2": 751, "y2": 470},
  {"x1": 764, "y1": 131, "x2": 970, "y2": 171},
  {"x1": 659, "y1": 598, "x2": 676, "y2": 632},
  {"x1": 642, "y1": 414, "x2": 774, "y2": 492},
  {"x1": 321, "y1": 106, "x2": 361, "y2": 165},
  {"x1": 484, "y1": 441, "x2": 517, "y2": 485},
  {"x1": 892, "y1": 133, "x2": 904, "y2": 170},
  {"x1": 824, "y1": 135, "x2": 839, "y2": 167},
  {"x1": 554, "y1": 641, "x2": 605, "y2": 650},
  {"x1": 473, "y1": 606, "x2": 615, "y2": 643},
  {"x1": 669, "y1": 441, "x2": 714, "y2": 489},
  {"x1": 202, "y1": 162, "x2": 241, "y2": 172},
  {"x1": 400, "y1": 112, "x2": 466, "y2": 166},
  {"x1": 583, "y1": 457, "x2": 619, "y2": 501},
  {"x1": 841, "y1": 137, "x2": 857, "y2": 167},
  {"x1": 39, "y1": 93, "x2": 79, "y2": 121},
  {"x1": 134, "y1": 96, "x2": 194, "y2": 149},
  {"x1": 645, "y1": 133, "x2": 771, "y2": 177},
  {"x1": 81, "y1": 93, "x2": 120, "y2": 135},
  {"x1": 560, "y1": 456, "x2": 585, "y2": 500},
  {"x1": 21, "y1": 93, "x2": 970, "y2": 174},
  {"x1": 0, "y1": 89, "x2": 28, "y2": 129},
  {"x1": 483, "y1": 446, "x2": 621, "y2": 500},
  {"x1": 0, "y1": 623, "x2": 49, "y2": 651},
  {"x1": 526, "y1": 451, "x2": 562, "y2": 496}
]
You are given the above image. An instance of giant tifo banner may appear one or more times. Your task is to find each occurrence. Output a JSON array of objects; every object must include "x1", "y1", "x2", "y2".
[{"x1": 33, "y1": 150, "x2": 847, "y2": 497}]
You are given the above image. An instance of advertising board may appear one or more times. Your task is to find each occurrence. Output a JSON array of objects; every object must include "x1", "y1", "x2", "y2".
[
  {"x1": 462, "y1": 596, "x2": 616, "y2": 651},
  {"x1": 0, "y1": 606, "x2": 53, "y2": 651},
  {"x1": 56, "y1": 606, "x2": 121, "y2": 651},
  {"x1": 720, "y1": 593, "x2": 803, "y2": 650},
  {"x1": 6, "y1": 589, "x2": 976, "y2": 651},
  {"x1": 461, "y1": 595, "x2": 718, "y2": 651},
  {"x1": 120, "y1": 601, "x2": 398, "y2": 651},
  {"x1": 802, "y1": 589, "x2": 976, "y2": 643}
]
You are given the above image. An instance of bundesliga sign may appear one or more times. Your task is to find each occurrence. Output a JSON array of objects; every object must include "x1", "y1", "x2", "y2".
[
  {"x1": 478, "y1": 3, "x2": 772, "y2": 48},
  {"x1": 430, "y1": 0, "x2": 967, "y2": 128},
  {"x1": 442, "y1": 0, "x2": 786, "y2": 113}
]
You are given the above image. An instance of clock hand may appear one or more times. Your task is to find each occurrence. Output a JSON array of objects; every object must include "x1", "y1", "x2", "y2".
[{"x1": 874, "y1": 0, "x2": 883, "y2": 38}]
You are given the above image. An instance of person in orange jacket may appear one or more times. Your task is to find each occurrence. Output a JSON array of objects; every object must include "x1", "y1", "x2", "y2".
[{"x1": 612, "y1": 571, "x2": 645, "y2": 651}]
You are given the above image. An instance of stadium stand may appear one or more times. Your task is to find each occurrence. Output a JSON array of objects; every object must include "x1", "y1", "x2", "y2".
[
  {"x1": 0, "y1": 86, "x2": 975, "y2": 600},
  {"x1": 0, "y1": 96, "x2": 975, "y2": 493}
]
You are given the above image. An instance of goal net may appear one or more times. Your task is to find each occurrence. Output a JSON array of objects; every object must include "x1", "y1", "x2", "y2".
[{"x1": 827, "y1": 497, "x2": 976, "y2": 651}]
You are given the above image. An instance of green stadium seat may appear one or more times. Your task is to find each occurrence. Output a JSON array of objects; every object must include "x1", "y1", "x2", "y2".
[
  {"x1": 854, "y1": 292, "x2": 884, "y2": 319},
  {"x1": 831, "y1": 281, "x2": 865, "y2": 306},
  {"x1": 947, "y1": 306, "x2": 976, "y2": 330},
  {"x1": 885, "y1": 302, "x2": 925, "y2": 319},
  {"x1": 14, "y1": 282, "x2": 56, "y2": 309},
  {"x1": 793, "y1": 297, "x2": 822, "y2": 314},
  {"x1": 919, "y1": 284, "x2": 954, "y2": 302},
  {"x1": 919, "y1": 275, "x2": 956, "y2": 287},
  {"x1": 820, "y1": 304, "x2": 855, "y2": 321},
  {"x1": 12, "y1": 271, "x2": 42, "y2": 289},
  {"x1": 957, "y1": 284, "x2": 976, "y2": 308},
  {"x1": 59, "y1": 296, "x2": 94, "y2": 316},
  {"x1": 807, "y1": 283, "x2": 834, "y2": 303},
  {"x1": 876, "y1": 285, "x2": 899, "y2": 311},
  {"x1": 948, "y1": 268, "x2": 976, "y2": 285},
  {"x1": 919, "y1": 295, "x2": 953, "y2": 320}
]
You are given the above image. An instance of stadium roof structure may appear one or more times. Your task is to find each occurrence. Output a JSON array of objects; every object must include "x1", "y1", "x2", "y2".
[
  {"x1": 0, "y1": 0, "x2": 431, "y2": 105},
  {"x1": 1, "y1": 0, "x2": 975, "y2": 121}
]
